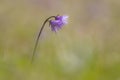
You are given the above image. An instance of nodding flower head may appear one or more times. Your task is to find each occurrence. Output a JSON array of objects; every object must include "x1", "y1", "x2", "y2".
[
  {"x1": 49, "y1": 15, "x2": 68, "y2": 32},
  {"x1": 31, "y1": 15, "x2": 69, "y2": 63}
]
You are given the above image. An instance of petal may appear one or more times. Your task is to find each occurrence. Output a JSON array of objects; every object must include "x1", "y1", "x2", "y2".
[
  {"x1": 50, "y1": 20, "x2": 61, "y2": 32},
  {"x1": 61, "y1": 15, "x2": 69, "y2": 24}
]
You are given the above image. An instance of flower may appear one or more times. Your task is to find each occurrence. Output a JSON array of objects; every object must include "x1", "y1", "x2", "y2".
[
  {"x1": 49, "y1": 15, "x2": 68, "y2": 32},
  {"x1": 31, "y1": 15, "x2": 69, "y2": 63}
]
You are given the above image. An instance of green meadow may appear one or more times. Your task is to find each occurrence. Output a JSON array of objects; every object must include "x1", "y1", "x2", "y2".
[{"x1": 0, "y1": 0, "x2": 120, "y2": 80}]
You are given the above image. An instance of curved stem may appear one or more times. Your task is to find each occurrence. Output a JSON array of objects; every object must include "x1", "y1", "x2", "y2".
[{"x1": 31, "y1": 16, "x2": 55, "y2": 63}]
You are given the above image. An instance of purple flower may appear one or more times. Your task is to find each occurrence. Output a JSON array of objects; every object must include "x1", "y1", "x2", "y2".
[
  {"x1": 49, "y1": 15, "x2": 68, "y2": 32},
  {"x1": 31, "y1": 15, "x2": 68, "y2": 63}
]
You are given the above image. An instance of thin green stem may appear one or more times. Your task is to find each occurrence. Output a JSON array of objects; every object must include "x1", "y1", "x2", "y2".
[{"x1": 31, "y1": 16, "x2": 55, "y2": 63}]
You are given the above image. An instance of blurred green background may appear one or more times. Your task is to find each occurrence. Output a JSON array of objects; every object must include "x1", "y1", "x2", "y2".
[{"x1": 0, "y1": 0, "x2": 120, "y2": 80}]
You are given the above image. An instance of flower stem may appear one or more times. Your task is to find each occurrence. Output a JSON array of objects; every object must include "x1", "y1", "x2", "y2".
[{"x1": 31, "y1": 16, "x2": 55, "y2": 63}]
